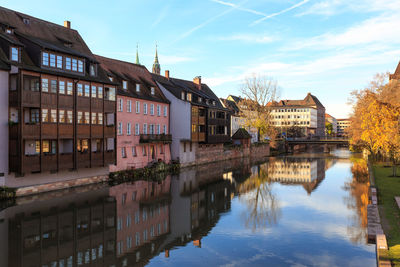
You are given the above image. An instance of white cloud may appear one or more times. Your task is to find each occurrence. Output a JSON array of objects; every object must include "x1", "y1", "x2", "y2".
[
  {"x1": 161, "y1": 55, "x2": 196, "y2": 64},
  {"x1": 218, "y1": 33, "x2": 277, "y2": 43},
  {"x1": 284, "y1": 15, "x2": 400, "y2": 51}
]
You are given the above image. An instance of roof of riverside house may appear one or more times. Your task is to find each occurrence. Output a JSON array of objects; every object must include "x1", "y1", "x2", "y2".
[
  {"x1": 232, "y1": 128, "x2": 252, "y2": 139},
  {"x1": 219, "y1": 98, "x2": 240, "y2": 114},
  {"x1": 268, "y1": 93, "x2": 325, "y2": 109},
  {"x1": 390, "y1": 61, "x2": 400, "y2": 80},
  {"x1": 95, "y1": 55, "x2": 169, "y2": 104},
  {"x1": 151, "y1": 73, "x2": 228, "y2": 111},
  {"x1": 0, "y1": 6, "x2": 112, "y2": 83}
]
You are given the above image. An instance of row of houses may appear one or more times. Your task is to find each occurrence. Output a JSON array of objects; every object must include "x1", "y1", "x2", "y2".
[
  {"x1": 0, "y1": 6, "x2": 328, "y2": 190},
  {"x1": 0, "y1": 7, "x2": 232, "y2": 188}
]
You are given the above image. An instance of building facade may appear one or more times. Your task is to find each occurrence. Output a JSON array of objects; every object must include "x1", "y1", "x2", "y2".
[
  {"x1": 268, "y1": 93, "x2": 326, "y2": 137},
  {"x1": 325, "y1": 113, "x2": 337, "y2": 135},
  {"x1": 221, "y1": 96, "x2": 258, "y2": 143},
  {"x1": 337, "y1": 119, "x2": 351, "y2": 136},
  {"x1": 0, "y1": 7, "x2": 116, "y2": 186},
  {"x1": 152, "y1": 71, "x2": 230, "y2": 166},
  {"x1": 95, "y1": 56, "x2": 171, "y2": 171}
]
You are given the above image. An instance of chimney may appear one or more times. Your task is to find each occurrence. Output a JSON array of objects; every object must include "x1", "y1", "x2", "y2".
[
  {"x1": 165, "y1": 250, "x2": 170, "y2": 258},
  {"x1": 193, "y1": 76, "x2": 201, "y2": 90},
  {"x1": 165, "y1": 70, "x2": 170, "y2": 80},
  {"x1": 64, "y1": 21, "x2": 71, "y2": 29}
]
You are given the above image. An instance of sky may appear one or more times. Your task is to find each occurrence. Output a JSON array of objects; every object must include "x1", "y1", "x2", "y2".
[{"x1": 3, "y1": 0, "x2": 400, "y2": 118}]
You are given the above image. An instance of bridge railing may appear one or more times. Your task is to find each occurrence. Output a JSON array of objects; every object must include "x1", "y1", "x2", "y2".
[{"x1": 287, "y1": 136, "x2": 348, "y2": 142}]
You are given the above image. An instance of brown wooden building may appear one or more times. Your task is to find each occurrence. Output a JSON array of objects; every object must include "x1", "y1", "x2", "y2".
[{"x1": 0, "y1": 7, "x2": 116, "y2": 176}]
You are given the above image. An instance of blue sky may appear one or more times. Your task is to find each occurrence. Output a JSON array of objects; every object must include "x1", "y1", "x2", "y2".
[{"x1": 3, "y1": 0, "x2": 400, "y2": 118}]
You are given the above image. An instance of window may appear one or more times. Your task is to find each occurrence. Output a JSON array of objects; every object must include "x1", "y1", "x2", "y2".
[
  {"x1": 30, "y1": 109, "x2": 40, "y2": 123},
  {"x1": 66, "y1": 57, "x2": 71, "y2": 70},
  {"x1": 150, "y1": 104, "x2": 154, "y2": 115},
  {"x1": 84, "y1": 85, "x2": 90, "y2": 97},
  {"x1": 91, "y1": 86, "x2": 97, "y2": 98},
  {"x1": 121, "y1": 147, "x2": 127, "y2": 158},
  {"x1": 136, "y1": 101, "x2": 140, "y2": 113},
  {"x1": 157, "y1": 124, "x2": 160, "y2": 134},
  {"x1": 157, "y1": 105, "x2": 161, "y2": 116},
  {"x1": 50, "y1": 109, "x2": 57, "y2": 123},
  {"x1": 78, "y1": 111, "x2": 83, "y2": 124},
  {"x1": 187, "y1": 93, "x2": 192, "y2": 101},
  {"x1": 149, "y1": 124, "x2": 154, "y2": 134},
  {"x1": 127, "y1": 100, "x2": 132, "y2": 113},
  {"x1": 90, "y1": 64, "x2": 96, "y2": 76},
  {"x1": 50, "y1": 54, "x2": 56, "y2": 67},
  {"x1": 57, "y1": 55, "x2": 63, "y2": 69},
  {"x1": 136, "y1": 84, "x2": 140, "y2": 92},
  {"x1": 163, "y1": 125, "x2": 167, "y2": 134},
  {"x1": 135, "y1": 123, "x2": 140, "y2": 135},
  {"x1": 67, "y1": 82, "x2": 73, "y2": 95},
  {"x1": 91, "y1": 113, "x2": 97, "y2": 124},
  {"x1": 127, "y1": 123, "x2": 131, "y2": 135},
  {"x1": 78, "y1": 60, "x2": 83, "y2": 72},
  {"x1": 142, "y1": 146, "x2": 147, "y2": 156},
  {"x1": 98, "y1": 113, "x2": 103, "y2": 125},
  {"x1": 77, "y1": 139, "x2": 89, "y2": 153},
  {"x1": 59, "y1": 81, "x2": 65, "y2": 94},
  {"x1": 72, "y1": 59, "x2": 77, "y2": 71},
  {"x1": 151, "y1": 87, "x2": 155, "y2": 95},
  {"x1": 181, "y1": 91, "x2": 185, "y2": 100},
  {"x1": 143, "y1": 103, "x2": 148, "y2": 115},
  {"x1": 123, "y1": 80, "x2": 128, "y2": 90},
  {"x1": 132, "y1": 146, "x2": 137, "y2": 157},
  {"x1": 98, "y1": 87, "x2": 103, "y2": 98},
  {"x1": 135, "y1": 233, "x2": 140, "y2": 246},
  {"x1": 105, "y1": 87, "x2": 116, "y2": 101},
  {"x1": 77, "y1": 84, "x2": 83, "y2": 96},
  {"x1": 42, "y1": 52, "x2": 49, "y2": 66},
  {"x1": 59, "y1": 110, "x2": 65, "y2": 123},
  {"x1": 84, "y1": 112, "x2": 90, "y2": 124},
  {"x1": 118, "y1": 122, "x2": 123, "y2": 135},
  {"x1": 42, "y1": 79, "x2": 49, "y2": 92},
  {"x1": 118, "y1": 99, "x2": 123, "y2": 112},
  {"x1": 50, "y1": 80, "x2": 57, "y2": 93},
  {"x1": 42, "y1": 109, "x2": 49, "y2": 122},
  {"x1": 164, "y1": 106, "x2": 167, "y2": 117},
  {"x1": 67, "y1": 111, "x2": 73, "y2": 123},
  {"x1": 143, "y1": 123, "x2": 147, "y2": 134},
  {"x1": 11, "y1": 47, "x2": 19, "y2": 61}
]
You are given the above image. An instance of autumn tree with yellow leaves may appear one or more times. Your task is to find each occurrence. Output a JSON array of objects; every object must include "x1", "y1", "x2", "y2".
[{"x1": 349, "y1": 73, "x2": 400, "y2": 176}]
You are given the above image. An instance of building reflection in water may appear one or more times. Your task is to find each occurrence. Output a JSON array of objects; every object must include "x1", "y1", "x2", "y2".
[
  {"x1": 0, "y1": 186, "x2": 117, "y2": 267},
  {"x1": 0, "y1": 156, "x2": 351, "y2": 267}
]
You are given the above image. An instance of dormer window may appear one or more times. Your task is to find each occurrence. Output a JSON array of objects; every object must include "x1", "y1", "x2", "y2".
[
  {"x1": 198, "y1": 97, "x2": 202, "y2": 103},
  {"x1": 109, "y1": 76, "x2": 113, "y2": 82},
  {"x1": 136, "y1": 84, "x2": 140, "y2": 92},
  {"x1": 181, "y1": 92, "x2": 185, "y2": 100},
  {"x1": 123, "y1": 80, "x2": 128, "y2": 90},
  {"x1": 90, "y1": 64, "x2": 96, "y2": 76},
  {"x1": 5, "y1": 28, "x2": 13, "y2": 34},
  {"x1": 187, "y1": 93, "x2": 192, "y2": 102},
  {"x1": 23, "y1": 18, "x2": 30, "y2": 25},
  {"x1": 42, "y1": 52, "x2": 49, "y2": 66},
  {"x1": 151, "y1": 87, "x2": 155, "y2": 95},
  {"x1": 11, "y1": 47, "x2": 19, "y2": 62},
  {"x1": 213, "y1": 100, "x2": 216, "y2": 106},
  {"x1": 50, "y1": 54, "x2": 56, "y2": 67}
]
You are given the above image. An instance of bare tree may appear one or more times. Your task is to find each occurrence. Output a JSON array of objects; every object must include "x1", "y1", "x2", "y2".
[{"x1": 239, "y1": 74, "x2": 280, "y2": 141}]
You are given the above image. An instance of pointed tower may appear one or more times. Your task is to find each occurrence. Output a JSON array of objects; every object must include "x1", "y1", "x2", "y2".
[
  {"x1": 152, "y1": 45, "x2": 160, "y2": 75},
  {"x1": 136, "y1": 44, "x2": 140, "y2": 65}
]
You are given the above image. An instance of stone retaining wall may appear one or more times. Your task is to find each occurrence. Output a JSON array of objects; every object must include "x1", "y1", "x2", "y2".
[{"x1": 15, "y1": 175, "x2": 108, "y2": 197}]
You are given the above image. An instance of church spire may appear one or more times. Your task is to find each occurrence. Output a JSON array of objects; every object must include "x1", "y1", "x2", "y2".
[
  {"x1": 135, "y1": 43, "x2": 140, "y2": 65},
  {"x1": 152, "y1": 44, "x2": 160, "y2": 75}
]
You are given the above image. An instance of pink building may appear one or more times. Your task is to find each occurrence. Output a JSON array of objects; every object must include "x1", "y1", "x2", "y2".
[
  {"x1": 95, "y1": 55, "x2": 171, "y2": 171},
  {"x1": 109, "y1": 176, "x2": 171, "y2": 257}
]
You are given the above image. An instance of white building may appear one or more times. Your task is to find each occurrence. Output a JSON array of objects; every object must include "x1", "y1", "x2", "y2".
[{"x1": 337, "y1": 119, "x2": 351, "y2": 136}]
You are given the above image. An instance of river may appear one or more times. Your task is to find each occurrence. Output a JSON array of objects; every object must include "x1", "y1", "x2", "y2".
[{"x1": 0, "y1": 149, "x2": 376, "y2": 267}]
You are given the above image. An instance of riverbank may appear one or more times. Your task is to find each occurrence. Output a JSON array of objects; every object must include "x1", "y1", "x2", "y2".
[{"x1": 373, "y1": 164, "x2": 400, "y2": 266}]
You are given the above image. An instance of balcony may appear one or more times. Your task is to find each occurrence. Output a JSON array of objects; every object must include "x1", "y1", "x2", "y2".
[
  {"x1": 77, "y1": 153, "x2": 90, "y2": 168},
  {"x1": 91, "y1": 125, "x2": 103, "y2": 138},
  {"x1": 140, "y1": 134, "x2": 172, "y2": 143},
  {"x1": 22, "y1": 91, "x2": 40, "y2": 107},
  {"x1": 42, "y1": 124, "x2": 57, "y2": 139},
  {"x1": 59, "y1": 153, "x2": 73, "y2": 170},
  {"x1": 41, "y1": 154, "x2": 57, "y2": 172},
  {"x1": 59, "y1": 124, "x2": 73, "y2": 138},
  {"x1": 22, "y1": 123, "x2": 40, "y2": 138},
  {"x1": 92, "y1": 152, "x2": 104, "y2": 167},
  {"x1": 104, "y1": 126, "x2": 115, "y2": 138},
  {"x1": 104, "y1": 151, "x2": 115, "y2": 165},
  {"x1": 104, "y1": 101, "x2": 115, "y2": 113},
  {"x1": 23, "y1": 155, "x2": 40, "y2": 173}
]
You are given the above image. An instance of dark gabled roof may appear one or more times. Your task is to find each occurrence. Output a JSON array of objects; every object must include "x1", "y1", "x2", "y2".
[
  {"x1": 268, "y1": 93, "x2": 325, "y2": 109},
  {"x1": 0, "y1": 43, "x2": 10, "y2": 70},
  {"x1": 220, "y1": 98, "x2": 239, "y2": 114},
  {"x1": 232, "y1": 128, "x2": 251, "y2": 139},
  {"x1": 227, "y1": 95, "x2": 243, "y2": 103},
  {"x1": 95, "y1": 55, "x2": 169, "y2": 104},
  {"x1": 0, "y1": 6, "x2": 95, "y2": 61},
  {"x1": 151, "y1": 73, "x2": 227, "y2": 110}
]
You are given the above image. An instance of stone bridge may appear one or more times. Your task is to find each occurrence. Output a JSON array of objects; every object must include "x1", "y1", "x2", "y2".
[{"x1": 286, "y1": 137, "x2": 349, "y2": 153}]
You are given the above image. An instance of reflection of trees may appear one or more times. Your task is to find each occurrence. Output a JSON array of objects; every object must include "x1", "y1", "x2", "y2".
[
  {"x1": 343, "y1": 157, "x2": 369, "y2": 244},
  {"x1": 238, "y1": 163, "x2": 281, "y2": 231}
]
